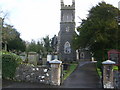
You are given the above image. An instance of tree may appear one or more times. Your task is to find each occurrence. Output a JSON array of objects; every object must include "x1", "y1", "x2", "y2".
[
  {"x1": 7, "y1": 37, "x2": 26, "y2": 52},
  {"x1": 73, "y1": 2, "x2": 120, "y2": 61},
  {"x1": 26, "y1": 36, "x2": 53, "y2": 58},
  {"x1": 26, "y1": 40, "x2": 44, "y2": 54},
  {"x1": 43, "y1": 35, "x2": 53, "y2": 53},
  {"x1": 2, "y1": 24, "x2": 20, "y2": 50},
  {"x1": 2, "y1": 24, "x2": 26, "y2": 52},
  {"x1": 0, "y1": 10, "x2": 10, "y2": 50}
]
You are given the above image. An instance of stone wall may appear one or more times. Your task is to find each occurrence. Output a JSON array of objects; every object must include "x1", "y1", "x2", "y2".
[
  {"x1": 15, "y1": 64, "x2": 51, "y2": 84},
  {"x1": 113, "y1": 70, "x2": 120, "y2": 89}
]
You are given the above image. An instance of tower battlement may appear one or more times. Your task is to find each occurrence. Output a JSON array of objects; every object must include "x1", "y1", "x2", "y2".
[{"x1": 61, "y1": 0, "x2": 75, "y2": 10}]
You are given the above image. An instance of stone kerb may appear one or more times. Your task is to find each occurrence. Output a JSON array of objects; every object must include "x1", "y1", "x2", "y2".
[
  {"x1": 15, "y1": 64, "x2": 51, "y2": 84},
  {"x1": 49, "y1": 59, "x2": 62, "y2": 86}
]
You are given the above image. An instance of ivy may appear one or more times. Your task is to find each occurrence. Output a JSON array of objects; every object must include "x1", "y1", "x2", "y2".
[{"x1": 1, "y1": 51, "x2": 22, "y2": 79}]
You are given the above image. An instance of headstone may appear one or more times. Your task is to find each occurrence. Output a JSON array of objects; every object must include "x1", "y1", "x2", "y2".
[
  {"x1": 28, "y1": 52, "x2": 38, "y2": 65},
  {"x1": 19, "y1": 52, "x2": 27, "y2": 62},
  {"x1": 47, "y1": 55, "x2": 52, "y2": 62},
  {"x1": 39, "y1": 55, "x2": 42, "y2": 60},
  {"x1": 54, "y1": 55, "x2": 58, "y2": 60},
  {"x1": 42, "y1": 58, "x2": 47, "y2": 65},
  {"x1": 37, "y1": 55, "x2": 42, "y2": 65}
]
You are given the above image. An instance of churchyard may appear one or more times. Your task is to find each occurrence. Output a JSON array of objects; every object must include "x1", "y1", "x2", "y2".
[
  {"x1": 1, "y1": 0, "x2": 120, "y2": 89},
  {"x1": 2, "y1": 50, "x2": 79, "y2": 87},
  {"x1": 2, "y1": 50, "x2": 120, "y2": 89}
]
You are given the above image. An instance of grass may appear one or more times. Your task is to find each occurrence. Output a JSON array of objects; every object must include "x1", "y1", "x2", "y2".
[
  {"x1": 97, "y1": 66, "x2": 118, "y2": 78},
  {"x1": 97, "y1": 68, "x2": 102, "y2": 77},
  {"x1": 113, "y1": 66, "x2": 118, "y2": 70},
  {"x1": 63, "y1": 64, "x2": 78, "y2": 80}
]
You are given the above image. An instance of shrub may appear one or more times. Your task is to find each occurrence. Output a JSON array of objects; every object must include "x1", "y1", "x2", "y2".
[
  {"x1": 96, "y1": 60, "x2": 102, "y2": 69},
  {"x1": 2, "y1": 51, "x2": 22, "y2": 79}
]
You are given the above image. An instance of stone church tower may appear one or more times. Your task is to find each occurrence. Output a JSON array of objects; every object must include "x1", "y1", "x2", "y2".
[{"x1": 58, "y1": 0, "x2": 76, "y2": 62}]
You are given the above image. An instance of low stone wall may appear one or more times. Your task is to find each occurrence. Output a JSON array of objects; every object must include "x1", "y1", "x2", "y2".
[
  {"x1": 113, "y1": 70, "x2": 120, "y2": 89},
  {"x1": 15, "y1": 64, "x2": 51, "y2": 84}
]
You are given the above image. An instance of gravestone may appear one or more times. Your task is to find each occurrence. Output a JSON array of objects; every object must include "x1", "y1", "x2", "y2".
[
  {"x1": 54, "y1": 55, "x2": 58, "y2": 60},
  {"x1": 47, "y1": 55, "x2": 52, "y2": 62},
  {"x1": 28, "y1": 52, "x2": 38, "y2": 65},
  {"x1": 37, "y1": 55, "x2": 42, "y2": 65},
  {"x1": 19, "y1": 52, "x2": 27, "y2": 62},
  {"x1": 42, "y1": 58, "x2": 47, "y2": 65}
]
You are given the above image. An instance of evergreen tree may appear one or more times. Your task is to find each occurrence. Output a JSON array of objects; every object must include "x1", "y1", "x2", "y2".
[{"x1": 73, "y1": 2, "x2": 120, "y2": 61}]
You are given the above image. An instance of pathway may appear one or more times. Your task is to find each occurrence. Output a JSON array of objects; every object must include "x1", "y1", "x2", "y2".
[{"x1": 60, "y1": 61, "x2": 102, "y2": 88}]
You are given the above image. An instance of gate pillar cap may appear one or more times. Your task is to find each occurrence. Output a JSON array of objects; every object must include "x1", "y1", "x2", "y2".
[
  {"x1": 49, "y1": 59, "x2": 62, "y2": 64},
  {"x1": 102, "y1": 60, "x2": 116, "y2": 65}
]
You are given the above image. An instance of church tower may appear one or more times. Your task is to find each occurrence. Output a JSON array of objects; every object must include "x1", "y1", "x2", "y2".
[{"x1": 58, "y1": 0, "x2": 76, "y2": 62}]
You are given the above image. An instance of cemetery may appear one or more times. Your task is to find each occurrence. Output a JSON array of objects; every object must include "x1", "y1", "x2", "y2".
[
  {"x1": 1, "y1": 0, "x2": 120, "y2": 89},
  {"x1": 2, "y1": 49, "x2": 120, "y2": 89}
]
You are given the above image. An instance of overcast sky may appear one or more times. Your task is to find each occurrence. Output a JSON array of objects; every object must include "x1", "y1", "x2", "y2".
[{"x1": 0, "y1": 0, "x2": 120, "y2": 42}]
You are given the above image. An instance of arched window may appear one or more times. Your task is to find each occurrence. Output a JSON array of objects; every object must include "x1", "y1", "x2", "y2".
[
  {"x1": 64, "y1": 41, "x2": 71, "y2": 54},
  {"x1": 80, "y1": 52, "x2": 84, "y2": 59}
]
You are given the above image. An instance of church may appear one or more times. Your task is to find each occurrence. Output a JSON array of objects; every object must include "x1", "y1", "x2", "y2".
[
  {"x1": 56, "y1": 0, "x2": 92, "y2": 63},
  {"x1": 57, "y1": 0, "x2": 76, "y2": 63}
]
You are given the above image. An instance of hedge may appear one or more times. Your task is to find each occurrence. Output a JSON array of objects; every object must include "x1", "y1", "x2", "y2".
[{"x1": 1, "y1": 51, "x2": 22, "y2": 79}]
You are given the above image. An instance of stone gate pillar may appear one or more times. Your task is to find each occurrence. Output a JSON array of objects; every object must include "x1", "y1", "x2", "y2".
[
  {"x1": 102, "y1": 60, "x2": 116, "y2": 89},
  {"x1": 49, "y1": 59, "x2": 62, "y2": 85}
]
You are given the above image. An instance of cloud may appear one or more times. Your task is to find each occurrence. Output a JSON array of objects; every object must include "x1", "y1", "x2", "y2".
[{"x1": 0, "y1": 0, "x2": 119, "y2": 42}]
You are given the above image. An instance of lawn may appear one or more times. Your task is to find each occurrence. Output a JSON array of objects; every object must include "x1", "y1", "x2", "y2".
[
  {"x1": 63, "y1": 64, "x2": 78, "y2": 80},
  {"x1": 113, "y1": 65, "x2": 118, "y2": 70},
  {"x1": 97, "y1": 68, "x2": 102, "y2": 77},
  {"x1": 97, "y1": 65, "x2": 118, "y2": 78}
]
